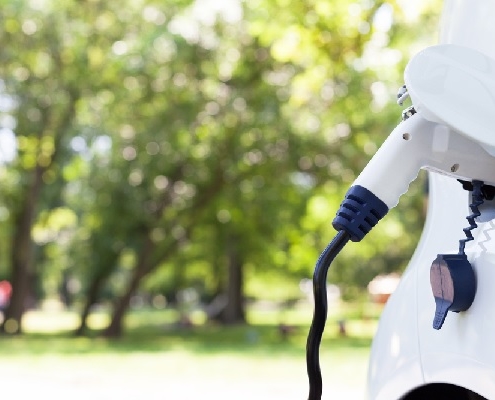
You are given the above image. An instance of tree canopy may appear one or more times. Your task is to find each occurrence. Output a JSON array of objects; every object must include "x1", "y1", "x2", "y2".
[{"x1": 0, "y1": 0, "x2": 441, "y2": 335}]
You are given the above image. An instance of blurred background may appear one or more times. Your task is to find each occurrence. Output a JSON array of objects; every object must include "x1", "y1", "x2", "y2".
[{"x1": 0, "y1": 0, "x2": 441, "y2": 398}]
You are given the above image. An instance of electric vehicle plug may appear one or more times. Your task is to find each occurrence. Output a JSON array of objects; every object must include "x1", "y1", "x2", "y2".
[
  {"x1": 306, "y1": 44, "x2": 495, "y2": 399},
  {"x1": 306, "y1": 111, "x2": 495, "y2": 399},
  {"x1": 332, "y1": 185, "x2": 388, "y2": 242},
  {"x1": 307, "y1": 110, "x2": 495, "y2": 399},
  {"x1": 345, "y1": 112, "x2": 495, "y2": 212}
]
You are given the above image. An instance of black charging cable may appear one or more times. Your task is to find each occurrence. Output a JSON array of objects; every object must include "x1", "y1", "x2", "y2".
[
  {"x1": 305, "y1": 185, "x2": 389, "y2": 400},
  {"x1": 306, "y1": 230, "x2": 351, "y2": 400}
]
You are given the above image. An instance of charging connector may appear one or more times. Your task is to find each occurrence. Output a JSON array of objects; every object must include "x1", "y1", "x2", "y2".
[
  {"x1": 306, "y1": 188, "x2": 388, "y2": 400},
  {"x1": 332, "y1": 185, "x2": 389, "y2": 242}
]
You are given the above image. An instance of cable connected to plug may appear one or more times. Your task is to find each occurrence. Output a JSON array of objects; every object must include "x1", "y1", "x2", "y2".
[
  {"x1": 306, "y1": 185, "x2": 389, "y2": 400},
  {"x1": 306, "y1": 230, "x2": 350, "y2": 400},
  {"x1": 459, "y1": 180, "x2": 484, "y2": 255}
]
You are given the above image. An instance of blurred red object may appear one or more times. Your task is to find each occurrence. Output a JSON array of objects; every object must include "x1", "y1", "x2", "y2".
[
  {"x1": 0, "y1": 280, "x2": 12, "y2": 308},
  {"x1": 368, "y1": 273, "x2": 401, "y2": 304}
]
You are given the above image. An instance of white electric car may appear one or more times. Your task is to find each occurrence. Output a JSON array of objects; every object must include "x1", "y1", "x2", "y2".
[{"x1": 367, "y1": 2, "x2": 495, "y2": 399}]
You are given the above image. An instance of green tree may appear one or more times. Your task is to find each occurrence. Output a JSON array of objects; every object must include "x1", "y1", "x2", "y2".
[
  {"x1": 75, "y1": 2, "x2": 321, "y2": 335},
  {"x1": 246, "y1": 0, "x2": 442, "y2": 295},
  {"x1": 0, "y1": 0, "x2": 442, "y2": 337},
  {"x1": 0, "y1": 3, "x2": 85, "y2": 333}
]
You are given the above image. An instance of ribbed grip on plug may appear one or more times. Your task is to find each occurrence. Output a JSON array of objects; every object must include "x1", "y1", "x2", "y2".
[{"x1": 332, "y1": 185, "x2": 389, "y2": 242}]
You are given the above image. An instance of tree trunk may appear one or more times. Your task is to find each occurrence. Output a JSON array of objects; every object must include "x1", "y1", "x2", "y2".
[
  {"x1": 74, "y1": 273, "x2": 106, "y2": 336},
  {"x1": 100, "y1": 161, "x2": 225, "y2": 337},
  {"x1": 103, "y1": 266, "x2": 147, "y2": 338},
  {"x1": 1, "y1": 168, "x2": 43, "y2": 334},
  {"x1": 218, "y1": 236, "x2": 246, "y2": 324},
  {"x1": 0, "y1": 90, "x2": 78, "y2": 335},
  {"x1": 75, "y1": 246, "x2": 122, "y2": 336},
  {"x1": 103, "y1": 236, "x2": 154, "y2": 338}
]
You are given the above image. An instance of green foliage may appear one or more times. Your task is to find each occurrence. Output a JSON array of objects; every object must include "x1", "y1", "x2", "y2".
[{"x1": 0, "y1": 0, "x2": 442, "y2": 330}]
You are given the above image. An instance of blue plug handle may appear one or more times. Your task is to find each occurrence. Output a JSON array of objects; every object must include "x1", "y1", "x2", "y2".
[{"x1": 433, "y1": 297, "x2": 453, "y2": 330}]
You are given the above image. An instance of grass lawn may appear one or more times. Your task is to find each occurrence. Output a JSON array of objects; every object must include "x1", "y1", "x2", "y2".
[{"x1": 0, "y1": 302, "x2": 380, "y2": 399}]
